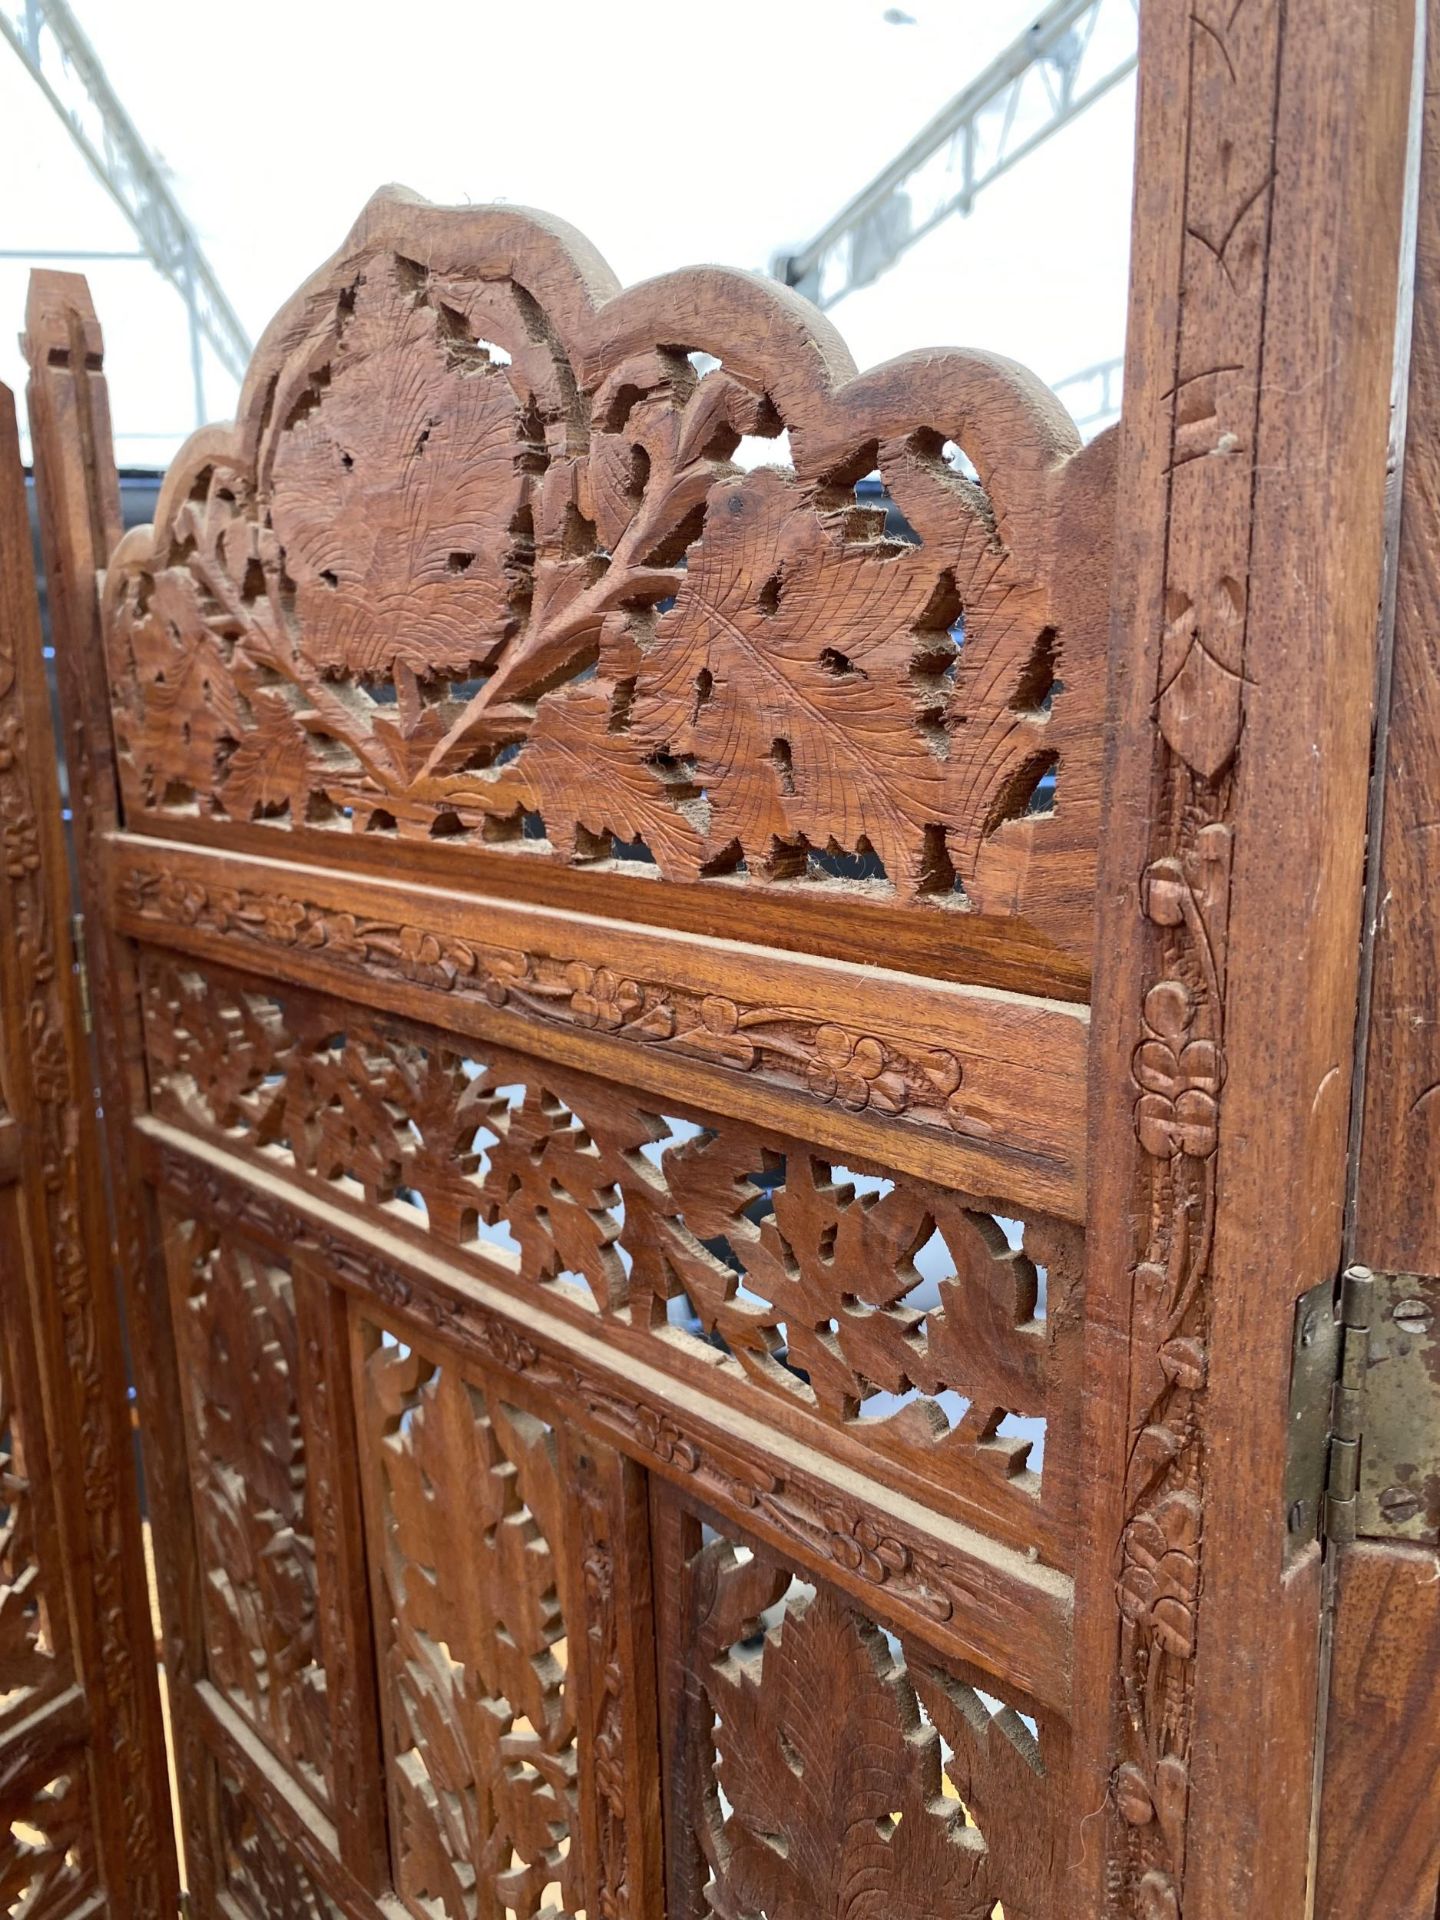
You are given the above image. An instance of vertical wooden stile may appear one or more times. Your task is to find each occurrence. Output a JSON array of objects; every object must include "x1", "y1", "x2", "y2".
[
  {"x1": 1076, "y1": 3, "x2": 1417, "y2": 1916},
  {"x1": 23, "y1": 272, "x2": 219, "y2": 1904},
  {"x1": 0, "y1": 375, "x2": 177, "y2": 1911},
  {"x1": 1315, "y1": 3, "x2": 1440, "y2": 1914}
]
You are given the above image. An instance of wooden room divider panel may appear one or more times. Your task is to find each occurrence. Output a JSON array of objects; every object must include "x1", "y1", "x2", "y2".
[
  {"x1": 30, "y1": 190, "x2": 1111, "y2": 1920},
  {"x1": 0, "y1": 384, "x2": 175, "y2": 1914},
  {"x1": 16, "y1": 4, "x2": 1423, "y2": 1913}
]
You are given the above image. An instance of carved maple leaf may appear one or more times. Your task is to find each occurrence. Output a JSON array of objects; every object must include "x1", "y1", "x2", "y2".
[
  {"x1": 708, "y1": 1582, "x2": 994, "y2": 1920},
  {"x1": 419, "y1": 359, "x2": 785, "y2": 777},
  {"x1": 219, "y1": 690, "x2": 314, "y2": 820},
  {"x1": 910, "y1": 1658, "x2": 1053, "y2": 1920},
  {"x1": 269, "y1": 260, "x2": 529, "y2": 680},
  {"x1": 514, "y1": 684, "x2": 708, "y2": 879},
  {"x1": 123, "y1": 568, "x2": 244, "y2": 803},
  {"x1": 629, "y1": 468, "x2": 952, "y2": 883},
  {"x1": 480, "y1": 1082, "x2": 634, "y2": 1307}
]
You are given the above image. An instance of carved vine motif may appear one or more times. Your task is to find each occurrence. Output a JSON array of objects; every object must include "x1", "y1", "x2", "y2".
[
  {"x1": 119, "y1": 861, "x2": 980, "y2": 1135},
  {"x1": 102, "y1": 194, "x2": 1107, "y2": 951},
  {"x1": 1110, "y1": 7, "x2": 1280, "y2": 1914},
  {"x1": 141, "y1": 955, "x2": 1074, "y2": 1541},
  {"x1": 0, "y1": 1769, "x2": 98, "y2": 1917},
  {"x1": 361, "y1": 1340, "x2": 581, "y2": 1920},
  {"x1": 676, "y1": 1523, "x2": 1059, "y2": 1920},
  {"x1": 168, "y1": 1228, "x2": 331, "y2": 1803},
  {"x1": 573, "y1": 1474, "x2": 630, "y2": 1920}
]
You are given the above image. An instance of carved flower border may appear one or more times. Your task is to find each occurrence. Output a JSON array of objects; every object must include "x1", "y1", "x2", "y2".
[{"x1": 120, "y1": 865, "x2": 978, "y2": 1136}]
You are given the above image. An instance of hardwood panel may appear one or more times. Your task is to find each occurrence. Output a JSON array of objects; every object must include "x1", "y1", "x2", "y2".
[
  {"x1": 196, "y1": 1680, "x2": 402, "y2": 1920},
  {"x1": 349, "y1": 1311, "x2": 664, "y2": 1920},
  {"x1": 137, "y1": 1113, "x2": 1076, "y2": 1713},
  {"x1": 159, "y1": 1213, "x2": 333, "y2": 1805},
  {"x1": 112, "y1": 832, "x2": 1090, "y2": 1220},
  {"x1": 3, "y1": 362, "x2": 178, "y2": 1910},
  {"x1": 1314, "y1": 1541, "x2": 1440, "y2": 1920},
  {"x1": 26, "y1": 268, "x2": 215, "y2": 1910},
  {"x1": 121, "y1": 805, "x2": 1094, "y2": 1002},
  {"x1": 100, "y1": 191, "x2": 1114, "y2": 976},
  {"x1": 1355, "y1": 7, "x2": 1440, "y2": 1276},
  {"x1": 558, "y1": 1435, "x2": 663, "y2": 1920},
  {"x1": 652, "y1": 1480, "x2": 1067, "y2": 1920},
  {"x1": 0, "y1": 1687, "x2": 88, "y2": 1803},
  {"x1": 291, "y1": 1258, "x2": 389, "y2": 1894},
  {"x1": 1073, "y1": 3, "x2": 1416, "y2": 1914},
  {"x1": 136, "y1": 951, "x2": 1081, "y2": 1560}
]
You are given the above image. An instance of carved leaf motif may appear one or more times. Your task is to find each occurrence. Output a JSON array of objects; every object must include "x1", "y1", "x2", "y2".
[
  {"x1": 174, "y1": 1237, "x2": 331, "y2": 1800},
  {"x1": 220, "y1": 1776, "x2": 343, "y2": 1919},
  {"x1": 363, "y1": 1345, "x2": 580, "y2": 1920},
  {"x1": 708, "y1": 1581, "x2": 993, "y2": 1920},
  {"x1": 219, "y1": 689, "x2": 314, "y2": 820},
  {"x1": 0, "y1": 1335, "x2": 57, "y2": 1705},
  {"x1": 623, "y1": 467, "x2": 949, "y2": 881},
  {"x1": 910, "y1": 1658, "x2": 1054, "y2": 1920},
  {"x1": 126, "y1": 568, "x2": 244, "y2": 801},
  {"x1": 0, "y1": 1772, "x2": 97, "y2": 1917},
  {"x1": 516, "y1": 683, "x2": 708, "y2": 878},
  {"x1": 101, "y1": 208, "x2": 1107, "y2": 952},
  {"x1": 270, "y1": 260, "x2": 529, "y2": 680},
  {"x1": 140, "y1": 958, "x2": 1076, "y2": 1528}
]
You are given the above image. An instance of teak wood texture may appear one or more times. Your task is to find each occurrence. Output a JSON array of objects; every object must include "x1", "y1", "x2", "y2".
[
  {"x1": 9, "y1": 0, "x2": 1432, "y2": 1912},
  {"x1": 0, "y1": 382, "x2": 176, "y2": 1911}
]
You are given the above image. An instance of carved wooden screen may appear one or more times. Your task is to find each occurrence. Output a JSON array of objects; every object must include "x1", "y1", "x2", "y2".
[
  {"x1": 19, "y1": 9, "x2": 1418, "y2": 1891},
  {"x1": 29, "y1": 189, "x2": 1112, "y2": 1920}
]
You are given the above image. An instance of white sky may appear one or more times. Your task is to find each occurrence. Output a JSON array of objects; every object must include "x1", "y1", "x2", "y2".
[{"x1": 0, "y1": 0, "x2": 1135, "y2": 467}]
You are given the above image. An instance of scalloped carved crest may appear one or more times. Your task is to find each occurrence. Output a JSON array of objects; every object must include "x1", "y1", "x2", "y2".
[{"x1": 103, "y1": 191, "x2": 1113, "y2": 955}]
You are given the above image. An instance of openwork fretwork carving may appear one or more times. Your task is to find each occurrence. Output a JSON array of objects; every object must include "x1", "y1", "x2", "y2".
[
  {"x1": 658, "y1": 1499, "x2": 1063, "y2": 1920},
  {"x1": 0, "y1": 1768, "x2": 97, "y2": 1919},
  {"x1": 142, "y1": 955, "x2": 1081, "y2": 1550},
  {"x1": 359, "y1": 1332, "x2": 581, "y2": 1920},
  {"x1": 164, "y1": 1223, "x2": 331, "y2": 1803},
  {"x1": 0, "y1": 1333, "x2": 60, "y2": 1718},
  {"x1": 217, "y1": 1772, "x2": 343, "y2": 1920},
  {"x1": 103, "y1": 191, "x2": 1111, "y2": 955}
]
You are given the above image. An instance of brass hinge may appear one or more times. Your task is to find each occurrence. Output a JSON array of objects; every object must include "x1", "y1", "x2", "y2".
[
  {"x1": 71, "y1": 911, "x2": 93, "y2": 1036},
  {"x1": 1322, "y1": 1268, "x2": 1374, "y2": 1546},
  {"x1": 1285, "y1": 1277, "x2": 1343, "y2": 1552},
  {"x1": 1287, "y1": 1266, "x2": 1440, "y2": 1551}
]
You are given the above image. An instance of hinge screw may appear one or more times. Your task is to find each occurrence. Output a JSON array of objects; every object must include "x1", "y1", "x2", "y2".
[
  {"x1": 1392, "y1": 1296, "x2": 1434, "y2": 1336},
  {"x1": 1378, "y1": 1483, "x2": 1423, "y2": 1525}
]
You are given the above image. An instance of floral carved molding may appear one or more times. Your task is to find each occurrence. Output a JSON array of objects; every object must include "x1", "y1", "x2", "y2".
[
  {"x1": 123, "y1": 861, "x2": 963, "y2": 1123},
  {"x1": 102, "y1": 190, "x2": 1113, "y2": 960},
  {"x1": 116, "y1": 854, "x2": 1088, "y2": 1213}
]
